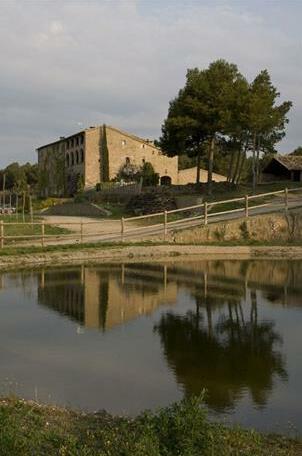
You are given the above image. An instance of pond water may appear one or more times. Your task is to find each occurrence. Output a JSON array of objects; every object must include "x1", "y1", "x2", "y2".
[{"x1": 0, "y1": 259, "x2": 302, "y2": 434}]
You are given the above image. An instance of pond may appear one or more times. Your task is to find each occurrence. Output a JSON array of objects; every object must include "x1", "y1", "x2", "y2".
[{"x1": 0, "y1": 259, "x2": 301, "y2": 434}]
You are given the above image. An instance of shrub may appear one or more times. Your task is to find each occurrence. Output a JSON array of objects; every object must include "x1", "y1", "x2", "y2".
[{"x1": 141, "y1": 162, "x2": 159, "y2": 187}]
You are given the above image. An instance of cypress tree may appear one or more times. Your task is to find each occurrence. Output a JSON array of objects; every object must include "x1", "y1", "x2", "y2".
[{"x1": 101, "y1": 124, "x2": 109, "y2": 182}]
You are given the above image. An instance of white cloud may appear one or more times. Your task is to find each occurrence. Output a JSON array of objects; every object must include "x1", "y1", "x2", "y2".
[{"x1": 0, "y1": 0, "x2": 300, "y2": 165}]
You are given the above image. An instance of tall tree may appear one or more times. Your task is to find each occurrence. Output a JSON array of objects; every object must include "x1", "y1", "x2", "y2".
[
  {"x1": 247, "y1": 70, "x2": 292, "y2": 191},
  {"x1": 160, "y1": 86, "x2": 207, "y2": 184},
  {"x1": 100, "y1": 124, "x2": 109, "y2": 182},
  {"x1": 160, "y1": 60, "x2": 247, "y2": 193},
  {"x1": 290, "y1": 146, "x2": 302, "y2": 156}
]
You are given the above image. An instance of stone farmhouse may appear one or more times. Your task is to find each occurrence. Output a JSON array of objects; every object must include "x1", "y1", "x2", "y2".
[{"x1": 37, "y1": 124, "x2": 226, "y2": 196}]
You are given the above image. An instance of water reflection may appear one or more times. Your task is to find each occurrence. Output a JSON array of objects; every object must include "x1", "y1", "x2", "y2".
[
  {"x1": 155, "y1": 295, "x2": 287, "y2": 412},
  {"x1": 35, "y1": 260, "x2": 302, "y2": 333},
  {"x1": 1, "y1": 259, "x2": 302, "y2": 429},
  {"x1": 37, "y1": 264, "x2": 178, "y2": 330}
]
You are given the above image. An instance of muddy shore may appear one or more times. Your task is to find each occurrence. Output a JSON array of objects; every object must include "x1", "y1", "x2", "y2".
[{"x1": 0, "y1": 244, "x2": 302, "y2": 270}]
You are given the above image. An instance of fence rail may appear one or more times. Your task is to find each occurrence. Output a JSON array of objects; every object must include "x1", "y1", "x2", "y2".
[{"x1": 0, "y1": 186, "x2": 301, "y2": 248}]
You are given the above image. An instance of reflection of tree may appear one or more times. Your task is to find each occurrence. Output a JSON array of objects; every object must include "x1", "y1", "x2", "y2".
[
  {"x1": 98, "y1": 273, "x2": 109, "y2": 331},
  {"x1": 155, "y1": 290, "x2": 287, "y2": 412}
]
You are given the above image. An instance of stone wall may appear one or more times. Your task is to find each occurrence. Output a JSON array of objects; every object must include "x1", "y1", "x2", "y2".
[
  {"x1": 177, "y1": 167, "x2": 227, "y2": 184},
  {"x1": 166, "y1": 211, "x2": 302, "y2": 243},
  {"x1": 105, "y1": 126, "x2": 179, "y2": 184},
  {"x1": 84, "y1": 127, "x2": 101, "y2": 189},
  {"x1": 38, "y1": 143, "x2": 65, "y2": 197},
  {"x1": 37, "y1": 124, "x2": 227, "y2": 197}
]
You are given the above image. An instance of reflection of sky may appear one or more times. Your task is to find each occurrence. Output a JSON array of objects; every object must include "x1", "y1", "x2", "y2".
[
  {"x1": 0, "y1": 264, "x2": 301, "y2": 434},
  {"x1": 0, "y1": 283, "x2": 185, "y2": 414},
  {"x1": 211, "y1": 296, "x2": 302, "y2": 435}
]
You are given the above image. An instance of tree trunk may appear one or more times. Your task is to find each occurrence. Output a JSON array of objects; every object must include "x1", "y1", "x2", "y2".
[
  {"x1": 231, "y1": 147, "x2": 242, "y2": 184},
  {"x1": 252, "y1": 133, "x2": 257, "y2": 193},
  {"x1": 236, "y1": 150, "x2": 246, "y2": 184},
  {"x1": 236, "y1": 139, "x2": 249, "y2": 184},
  {"x1": 207, "y1": 136, "x2": 215, "y2": 195},
  {"x1": 196, "y1": 149, "x2": 201, "y2": 184},
  {"x1": 255, "y1": 140, "x2": 261, "y2": 185},
  {"x1": 227, "y1": 148, "x2": 235, "y2": 182}
]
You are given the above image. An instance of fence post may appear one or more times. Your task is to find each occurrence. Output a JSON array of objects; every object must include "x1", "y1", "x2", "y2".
[
  {"x1": 204, "y1": 202, "x2": 208, "y2": 225},
  {"x1": 245, "y1": 195, "x2": 249, "y2": 218},
  {"x1": 0, "y1": 221, "x2": 4, "y2": 249},
  {"x1": 80, "y1": 221, "x2": 83, "y2": 243},
  {"x1": 121, "y1": 217, "x2": 125, "y2": 242},
  {"x1": 284, "y1": 188, "x2": 288, "y2": 213},
  {"x1": 164, "y1": 210, "x2": 167, "y2": 241},
  {"x1": 41, "y1": 220, "x2": 45, "y2": 248}
]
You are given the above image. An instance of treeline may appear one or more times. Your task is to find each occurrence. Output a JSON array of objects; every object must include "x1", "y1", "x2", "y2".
[
  {"x1": 0, "y1": 162, "x2": 39, "y2": 192},
  {"x1": 160, "y1": 59, "x2": 292, "y2": 192}
]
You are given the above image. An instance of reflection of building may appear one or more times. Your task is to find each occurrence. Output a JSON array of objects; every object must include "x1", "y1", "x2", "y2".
[
  {"x1": 37, "y1": 265, "x2": 178, "y2": 330},
  {"x1": 35, "y1": 260, "x2": 302, "y2": 332}
]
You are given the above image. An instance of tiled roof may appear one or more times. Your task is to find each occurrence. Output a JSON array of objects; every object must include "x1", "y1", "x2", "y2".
[{"x1": 274, "y1": 155, "x2": 302, "y2": 171}]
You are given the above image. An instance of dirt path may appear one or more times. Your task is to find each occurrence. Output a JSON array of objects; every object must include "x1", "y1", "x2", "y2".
[
  {"x1": 43, "y1": 198, "x2": 302, "y2": 245},
  {"x1": 43, "y1": 215, "x2": 123, "y2": 236}
]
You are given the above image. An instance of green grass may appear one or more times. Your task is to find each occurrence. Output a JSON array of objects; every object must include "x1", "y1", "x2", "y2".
[
  {"x1": 102, "y1": 202, "x2": 128, "y2": 219},
  {"x1": 0, "y1": 238, "x2": 301, "y2": 259},
  {"x1": 0, "y1": 215, "x2": 70, "y2": 240},
  {"x1": 205, "y1": 180, "x2": 302, "y2": 202},
  {"x1": 0, "y1": 396, "x2": 300, "y2": 456},
  {"x1": 0, "y1": 240, "x2": 158, "y2": 256}
]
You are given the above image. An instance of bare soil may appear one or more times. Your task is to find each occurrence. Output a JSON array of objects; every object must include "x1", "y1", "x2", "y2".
[{"x1": 0, "y1": 244, "x2": 302, "y2": 270}]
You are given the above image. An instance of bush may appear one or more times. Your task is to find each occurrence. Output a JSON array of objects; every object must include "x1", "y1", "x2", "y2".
[{"x1": 141, "y1": 162, "x2": 159, "y2": 187}]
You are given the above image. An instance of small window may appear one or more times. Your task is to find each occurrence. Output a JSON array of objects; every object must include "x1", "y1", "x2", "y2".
[
  {"x1": 80, "y1": 149, "x2": 84, "y2": 163},
  {"x1": 125, "y1": 157, "x2": 130, "y2": 164},
  {"x1": 71, "y1": 152, "x2": 74, "y2": 166},
  {"x1": 141, "y1": 144, "x2": 146, "y2": 149},
  {"x1": 76, "y1": 137, "x2": 79, "y2": 146},
  {"x1": 121, "y1": 140, "x2": 126, "y2": 146},
  {"x1": 76, "y1": 150, "x2": 79, "y2": 164},
  {"x1": 71, "y1": 139, "x2": 74, "y2": 148},
  {"x1": 80, "y1": 135, "x2": 84, "y2": 145},
  {"x1": 142, "y1": 158, "x2": 145, "y2": 164},
  {"x1": 66, "y1": 153, "x2": 70, "y2": 167}
]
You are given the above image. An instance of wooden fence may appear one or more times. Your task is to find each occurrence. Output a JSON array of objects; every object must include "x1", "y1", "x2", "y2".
[{"x1": 0, "y1": 187, "x2": 301, "y2": 248}]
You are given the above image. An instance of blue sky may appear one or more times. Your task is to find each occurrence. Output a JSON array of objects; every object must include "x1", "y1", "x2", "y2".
[{"x1": 0, "y1": 0, "x2": 301, "y2": 166}]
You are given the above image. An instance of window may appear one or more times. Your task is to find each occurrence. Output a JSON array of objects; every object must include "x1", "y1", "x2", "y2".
[
  {"x1": 76, "y1": 150, "x2": 79, "y2": 164},
  {"x1": 80, "y1": 149, "x2": 84, "y2": 163},
  {"x1": 80, "y1": 135, "x2": 84, "y2": 145},
  {"x1": 141, "y1": 144, "x2": 146, "y2": 149},
  {"x1": 76, "y1": 137, "x2": 79, "y2": 146},
  {"x1": 71, "y1": 152, "x2": 74, "y2": 166},
  {"x1": 125, "y1": 157, "x2": 130, "y2": 164},
  {"x1": 66, "y1": 153, "x2": 70, "y2": 167},
  {"x1": 71, "y1": 139, "x2": 74, "y2": 148},
  {"x1": 121, "y1": 140, "x2": 126, "y2": 146}
]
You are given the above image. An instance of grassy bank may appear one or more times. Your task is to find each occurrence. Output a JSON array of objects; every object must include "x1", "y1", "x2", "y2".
[
  {"x1": 0, "y1": 239, "x2": 302, "y2": 258},
  {"x1": 0, "y1": 396, "x2": 300, "y2": 456}
]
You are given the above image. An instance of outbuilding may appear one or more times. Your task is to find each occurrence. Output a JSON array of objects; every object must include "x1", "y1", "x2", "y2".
[{"x1": 263, "y1": 155, "x2": 302, "y2": 182}]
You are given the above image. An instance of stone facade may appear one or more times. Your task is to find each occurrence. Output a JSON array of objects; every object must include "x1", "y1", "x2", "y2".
[
  {"x1": 37, "y1": 125, "x2": 226, "y2": 196},
  {"x1": 177, "y1": 166, "x2": 226, "y2": 184}
]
